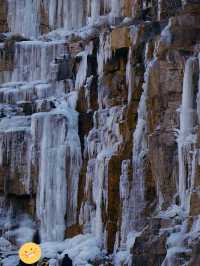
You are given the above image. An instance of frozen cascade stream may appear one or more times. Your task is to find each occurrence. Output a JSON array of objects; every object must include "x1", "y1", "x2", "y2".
[
  {"x1": 126, "y1": 47, "x2": 134, "y2": 104},
  {"x1": 7, "y1": 0, "x2": 86, "y2": 38},
  {"x1": 32, "y1": 105, "x2": 82, "y2": 242},
  {"x1": 177, "y1": 57, "x2": 197, "y2": 212},
  {"x1": 6, "y1": 0, "x2": 123, "y2": 39},
  {"x1": 197, "y1": 54, "x2": 200, "y2": 125},
  {"x1": 90, "y1": 0, "x2": 101, "y2": 24},
  {"x1": 0, "y1": 41, "x2": 68, "y2": 84},
  {"x1": 113, "y1": 55, "x2": 154, "y2": 265},
  {"x1": 162, "y1": 55, "x2": 200, "y2": 266},
  {"x1": 7, "y1": 0, "x2": 40, "y2": 38},
  {"x1": 63, "y1": 0, "x2": 86, "y2": 31},
  {"x1": 79, "y1": 106, "x2": 124, "y2": 247},
  {"x1": 97, "y1": 32, "x2": 112, "y2": 79},
  {"x1": 75, "y1": 42, "x2": 93, "y2": 90},
  {"x1": 131, "y1": 61, "x2": 152, "y2": 230},
  {"x1": 114, "y1": 160, "x2": 141, "y2": 266},
  {"x1": 110, "y1": 0, "x2": 121, "y2": 17}
]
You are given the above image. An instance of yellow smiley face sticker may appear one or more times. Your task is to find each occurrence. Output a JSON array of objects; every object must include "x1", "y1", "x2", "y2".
[{"x1": 19, "y1": 242, "x2": 41, "y2": 264}]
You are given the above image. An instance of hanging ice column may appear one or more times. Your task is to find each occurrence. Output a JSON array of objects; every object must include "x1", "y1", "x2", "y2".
[
  {"x1": 7, "y1": 0, "x2": 87, "y2": 37},
  {"x1": 97, "y1": 32, "x2": 112, "y2": 79},
  {"x1": 75, "y1": 42, "x2": 93, "y2": 90},
  {"x1": 180, "y1": 58, "x2": 195, "y2": 137},
  {"x1": 7, "y1": 0, "x2": 40, "y2": 38},
  {"x1": 64, "y1": 0, "x2": 86, "y2": 30},
  {"x1": 119, "y1": 160, "x2": 140, "y2": 248},
  {"x1": 110, "y1": 0, "x2": 121, "y2": 17},
  {"x1": 177, "y1": 57, "x2": 197, "y2": 212},
  {"x1": 131, "y1": 61, "x2": 152, "y2": 230},
  {"x1": 0, "y1": 41, "x2": 67, "y2": 84},
  {"x1": 126, "y1": 47, "x2": 134, "y2": 103},
  {"x1": 197, "y1": 54, "x2": 200, "y2": 123},
  {"x1": 45, "y1": 0, "x2": 64, "y2": 30},
  {"x1": 89, "y1": 0, "x2": 101, "y2": 24},
  {"x1": 32, "y1": 106, "x2": 82, "y2": 242}
]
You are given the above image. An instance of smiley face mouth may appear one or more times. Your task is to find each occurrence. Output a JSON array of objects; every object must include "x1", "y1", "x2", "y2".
[{"x1": 24, "y1": 251, "x2": 36, "y2": 258}]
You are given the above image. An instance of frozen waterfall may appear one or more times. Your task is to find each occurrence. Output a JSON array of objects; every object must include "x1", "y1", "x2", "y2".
[
  {"x1": 177, "y1": 57, "x2": 197, "y2": 212},
  {"x1": 197, "y1": 54, "x2": 200, "y2": 124},
  {"x1": 111, "y1": 0, "x2": 121, "y2": 17},
  {"x1": 131, "y1": 61, "x2": 152, "y2": 230},
  {"x1": 6, "y1": 0, "x2": 86, "y2": 38},
  {"x1": 7, "y1": 0, "x2": 40, "y2": 38},
  {"x1": 0, "y1": 41, "x2": 68, "y2": 84},
  {"x1": 32, "y1": 106, "x2": 82, "y2": 242},
  {"x1": 97, "y1": 32, "x2": 112, "y2": 78}
]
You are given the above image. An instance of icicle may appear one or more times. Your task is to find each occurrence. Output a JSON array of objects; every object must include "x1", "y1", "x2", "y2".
[
  {"x1": 7, "y1": 0, "x2": 40, "y2": 38},
  {"x1": 33, "y1": 113, "x2": 66, "y2": 242},
  {"x1": 126, "y1": 48, "x2": 134, "y2": 103},
  {"x1": 0, "y1": 41, "x2": 67, "y2": 83},
  {"x1": 43, "y1": 0, "x2": 86, "y2": 32},
  {"x1": 177, "y1": 57, "x2": 197, "y2": 212},
  {"x1": 97, "y1": 32, "x2": 112, "y2": 78},
  {"x1": 47, "y1": 0, "x2": 64, "y2": 30},
  {"x1": 119, "y1": 160, "x2": 133, "y2": 247},
  {"x1": 7, "y1": 0, "x2": 87, "y2": 37},
  {"x1": 131, "y1": 59, "x2": 153, "y2": 230},
  {"x1": 81, "y1": 137, "x2": 110, "y2": 245},
  {"x1": 33, "y1": 105, "x2": 82, "y2": 242},
  {"x1": 79, "y1": 106, "x2": 124, "y2": 247},
  {"x1": 93, "y1": 157, "x2": 107, "y2": 243},
  {"x1": 180, "y1": 58, "x2": 195, "y2": 137},
  {"x1": 161, "y1": 221, "x2": 189, "y2": 266},
  {"x1": 64, "y1": 0, "x2": 86, "y2": 30},
  {"x1": 110, "y1": 0, "x2": 121, "y2": 17},
  {"x1": 75, "y1": 42, "x2": 93, "y2": 90},
  {"x1": 115, "y1": 168, "x2": 141, "y2": 266},
  {"x1": 158, "y1": 0, "x2": 162, "y2": 20},
  {"x1": 197, "y1": 54, "x2": 200, "y2": 123},
  {"x1": 90, "y1": 0, "x2": 101, "y2": 24}
]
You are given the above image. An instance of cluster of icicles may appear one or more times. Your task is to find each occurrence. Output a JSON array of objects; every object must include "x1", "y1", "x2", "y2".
[
  {"x1": 7, "y1": 0, "x2": 122, "y2": 38},
  {"x1": 175, "y1": 55, "x2": 200, "y2": 214}
]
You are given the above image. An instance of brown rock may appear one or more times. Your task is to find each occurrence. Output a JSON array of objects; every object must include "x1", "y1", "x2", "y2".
[
  {"x1": 0, "y1": 0, "x2": 8, "y2": 33},
  {"x1": 189, "y1": 242, "x2": 200, "y2": 266},
  {"x1": 156, "y1": 12, "x2": 200, "y2": 57},
  {"x1": 65, "y1": 224, "x2": 83, "y2": 238},
  {"x1": 122, "y1": 0, "x2": 133, "y2": 17},
  {"x1": 158, "y1": 0, "x2": 182, "y2": 20},
  {"x1": 69, "y1": 41, "x2": 84, "y2": 56},
  {"x1": 111, "y1": 27, "x2": 130, "y2": 50},
  {"x1": 106, "y1": 155, "x2": 122, "y2": 253},
  {"x1": 147, "y1": 57, "x2": 183, "y2": 209},
  {"x1": 39, "y1": 1, "x2": 50, "y2": 34},
  {"x1": 98, "y1": 49, "x2": 128, "y2": 108},
  {"x1": 132, "y1": 221, "x2": 167, "y2": 266},
  {"x1": 190, "y1": 192, "x2": 200, "y2": 216},
  {"x1": 0, "y1": 129, "x2": 32, "y2": 196}
]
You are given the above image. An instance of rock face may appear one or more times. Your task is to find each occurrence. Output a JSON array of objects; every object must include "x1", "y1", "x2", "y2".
[
  {"x1": 0, "y1": 0, "x2": 200, "y2": 266},
  {"x1": 0, "y1": 0, "x2": 8, "y2": 33}
]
